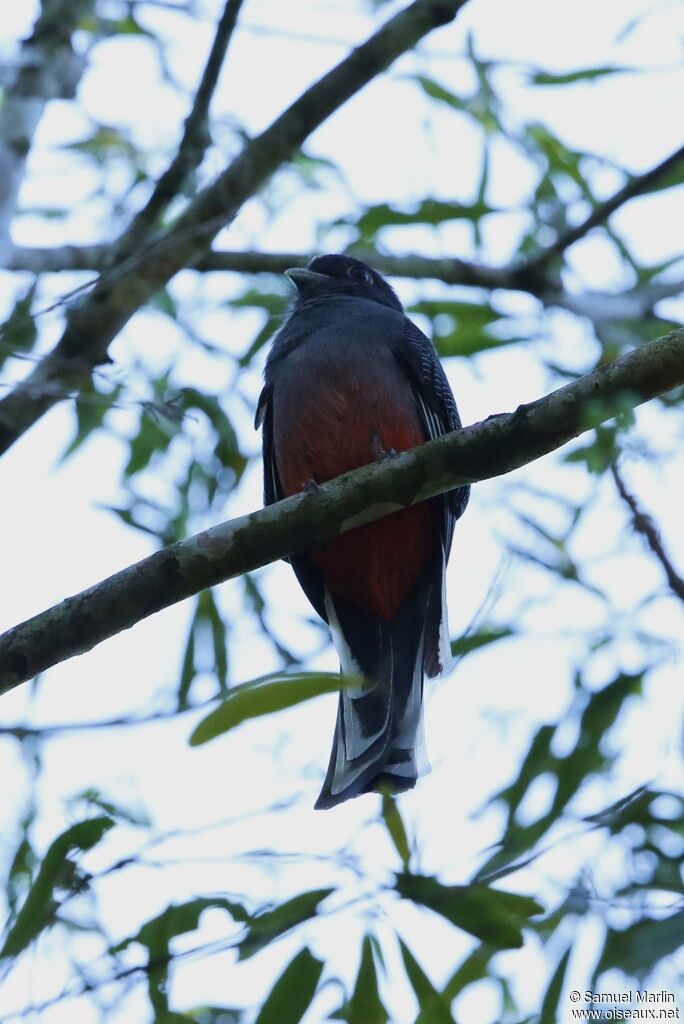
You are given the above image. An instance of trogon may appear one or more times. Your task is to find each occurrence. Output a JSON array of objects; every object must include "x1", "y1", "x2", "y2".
[{"x1": 255, "y1": 254, "x2": 469, "y2": 809}]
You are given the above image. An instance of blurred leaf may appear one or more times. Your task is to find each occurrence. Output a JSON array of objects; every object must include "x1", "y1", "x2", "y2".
[
  {"x1": 5, "y1": 836, "x2": 37, "y2": 920},
  {"x1": 290, "y1": 150, "x2": 342, "y2": 188},
  {"x1": 71, "y1": 787, "x2": 151, "y2": 828},
  {"x1": 478, "y1": 671, "x2": 645, "y2": 881},
  {"x1": 412, "y1": 74, "x2": 472, "y2": 113},
  {"x1": 442, "y1": 946, "x2": 494, "y2": 1000},
  {"x1": 528, "y1": 66, "x2": 629, "y2": 86},
  {"x1": 79, "y1": 11, "x2": 153, "y2": 37},
  {"x1": 539, "y1": 946, "x2": 571, "y2": 1024},
  {"x1": 113, "y1": 897, "x2": 247, "y2": 1019},
  {"x1": 124, "y1": 409, "x2": 175, "y2": 477},
  {"x1": 381, "y1": 795, "x2": 411, "y2": 870},
  {"x1": 238, "y1": 889, "x2": 333, "y2": 961},
  {"x1": 176, "y1": 387, "x2": 247, "y2": 479},
  {"x1": 63, "y1": 125, "x2": 139, "y2": 165},
  {"x1": 61, "y1": 379, "x2": 121, "y2": 460},
  {"x1": 398, "y1": 938, "x2": 456, "y2": 1023},
  {"x1": 0, "y1": 281, "x2": 38, "y2": 370},
  {"x1": 436, "y1": 328, "x2": 527, "y2": 358},
  {"x1": 112, "y1": 896, "x2": 248, "y2": 955},
  {"x1": 332, "y1": 934, "x2": 389, "y2": 1023},
  {"x1": 177, "y1": 589, "x2": 228, "y2": 707},
  {"x1": 396, "y1": 874, "x2": 542, "y2": 949},
  {"x1": 524, "y1": 123, "x2": 592, "y2": 194},
  {"x1": 150, "y1": 286, "x2": 179, "y2": 320},
  {"x1": 190, "y1": 672, "x2": 350, "y2": 746},
  {"x1": 339, "y1": 199, "x2": 497, "y2": 243},
  {"x1": 595, "y1": 913, "x2": 684, "y2": 977},
  {"x1": 255, "y1": 946, "x2": 323, "y2": 1024},
  {"x1": 409, "y1": 298, "x2": 504, "y2": 329},
  {"x1": 0, "y1": 817, "x2": 114, "y2": 959},
  {"x1": 564, "y1": 425, "x2": 620, "y2": 474},
  {"x1": 451, "y1": 626, "x2": 515, "y2": 659}
]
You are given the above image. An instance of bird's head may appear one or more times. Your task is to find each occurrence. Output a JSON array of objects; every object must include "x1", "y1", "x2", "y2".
[{"x1": 286, "y1": 254, "x2": 403, "y2": 312}]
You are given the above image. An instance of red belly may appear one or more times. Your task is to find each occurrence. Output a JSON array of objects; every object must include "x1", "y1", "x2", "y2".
[{"x1": 275, "y1": 377, "x2": 438, "y2": 620}]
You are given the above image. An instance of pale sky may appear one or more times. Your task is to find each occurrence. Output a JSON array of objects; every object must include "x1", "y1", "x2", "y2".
[{"x1": 1, "y1": 1, "x2": 683, "y2": 1021}]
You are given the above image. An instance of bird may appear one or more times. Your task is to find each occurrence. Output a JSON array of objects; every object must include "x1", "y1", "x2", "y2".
[{"x1": 255, "y1": 254, "x2": 469, "y2": 809}]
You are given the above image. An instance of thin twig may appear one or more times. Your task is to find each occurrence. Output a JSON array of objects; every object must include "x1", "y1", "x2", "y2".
[
  {"x1": 611, "y1": 461, "x2": 684, "y2": 604},
  {"x1": 118, "y1": 0, "x2": 245, "y2": 255},
  {"x1": 527, "y1": 143, "x2": 684, "y2": 270}
]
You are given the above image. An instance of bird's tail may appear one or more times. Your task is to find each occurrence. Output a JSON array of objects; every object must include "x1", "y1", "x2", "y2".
[{"x1": 314, "y1": 590, "x2": 432, "y2": 810}]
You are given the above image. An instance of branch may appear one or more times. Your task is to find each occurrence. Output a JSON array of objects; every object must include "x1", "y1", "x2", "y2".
[
  {"x1": 527, "y1": 143, "x2": 684, "y2": 271},
  {"x1": 0, "y1": 0, "x2": 468, "y2": 456},
  {"x1": 6, "y1": 246, "x2": 682, "y2": 317},
  {"x1": 0, "y1": 0, "x2": 94, "y2": 263},
  {"x1": 116, "y1": 0, "x2": 244, "y2": 255},
  {"x1": 1, "y1": 326, "x2": 682, "y2": 695},
  {"x1": 610, "y1": 462, "x2": 684, "y2": 604}
]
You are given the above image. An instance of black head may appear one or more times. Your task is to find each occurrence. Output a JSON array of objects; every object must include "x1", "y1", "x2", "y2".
[{"x1": 286, "y1": 254, "x2": 403, "y2": 312}]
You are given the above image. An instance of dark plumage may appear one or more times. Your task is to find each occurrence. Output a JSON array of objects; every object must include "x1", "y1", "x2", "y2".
[{"x1": 255, "y1": 254, "x2": 468, "y2": 809}]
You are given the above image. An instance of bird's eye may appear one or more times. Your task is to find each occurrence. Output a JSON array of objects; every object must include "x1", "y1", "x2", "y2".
[{"x1": 347, "y1": 265, "x2": 372, "y2": 284}]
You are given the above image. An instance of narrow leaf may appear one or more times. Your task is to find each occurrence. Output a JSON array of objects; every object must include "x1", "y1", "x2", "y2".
[
  {"x1": 396, "y1": 873, "x2": 542, "y2": 949},
  {"x1": 398, "y1": 938, "x2": 455, "y2": 1023},
  {"x1": 1, "y1": 817, "x2": 114, "y2": 959},
  {"x1": 255, "y1": 946, "x2": 323, "y2": 1024},
  {"x1": 381, "y1": 796, "x2": 411, "y2": 870},
  {"x1": 238, "y1": 888, "x2": 333, "y2": 961},
  {"x1": 190, "y1": 673, "x2": 350, "y2": 746}
]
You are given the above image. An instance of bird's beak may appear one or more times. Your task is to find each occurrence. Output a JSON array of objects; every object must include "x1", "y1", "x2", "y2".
[{"x1": 285, "y1": 267, "x2": 330, "y2": 290}]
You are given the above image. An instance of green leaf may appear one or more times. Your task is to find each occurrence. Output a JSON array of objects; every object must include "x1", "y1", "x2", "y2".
[
  {"x1": 332, "y1": 934, "x2": 389, "y2": 1024},
  {"x1": 238, "y1": 888, "x2": 333, "y2": 961},
  {"x1": 381, "y1": 796, "x2": 411, "y2": 870},
  {"x1": 124, "y1": 411, "x2": 175, "y2": 477},
  {"x1": 5, "y1": 836, "x2": 37, "y2": 920},
  {"x1": 396, "y1": 873, "x2": 542, "y2": 949},
  {"x1": 528, "y1": 66, "x2": 629, "y2": 86},
  {"x1": 63, "y1": 125, "x2": 139, "y2": 165},
  {"x1": 409, "y1": 299, "x2": 503, "y2": 330},
  {"x1": 112, "y1": 896, "x2": 248, "y2": 956},
  {"x1": 61, "y1": 379, "x2": 121, "y2": 461},
  {"x1": 339, "y1": 199, "x2": 497, "y2": 243},
  {"x1": 436, "y1": 328, "x2": 526, "y2": 358},
  {"x1": 0, "y1": 817, "x2": 114, "y2": 959},
  {"x1": 255, "y1": 946, "x2": 324, "y2": 1024},
  {"x1": 0, "y1": 281, "x2": 38, "y2": 370},
  {"x1": 540, "y1": 946, "x2": 572, "y2": 1024},
  {"x1": 398, "y1": 938, "x2": 455, "y2": 1023},
  {"x1": 442, "y1": 947, "x2": 494, "y2": 1000},
  {"x1": 71, "y1": 787, "x2": 150, "y2": 828},
  {"x1": 451, "y1": 626, "x2": 515, "y2": 659},
  {"x1": 595, "y1": 913, "x2": 684, "y2": 977},
  {"x1": 412, "y1": 74, "x2": 472, "y2": 112},
  {"x1": 189, "y1": 672, "x2": 350, "y2": 746}
]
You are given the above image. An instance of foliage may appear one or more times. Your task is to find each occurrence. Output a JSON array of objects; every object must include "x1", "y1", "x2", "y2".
[{"x1": 0, "y1": 1, "x2": 682, "y2": 1022}]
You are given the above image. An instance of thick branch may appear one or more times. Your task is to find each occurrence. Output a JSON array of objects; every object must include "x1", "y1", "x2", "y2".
[
  {"x1": 0, "y1": 326, "x2": 682, "y2": 695},
  {"x1": 527, "y1": 143, "x2": 684, "y2": 271},
  {"x1": 611, "y1": 462, "x2": 684, "y2": 604},
  {"x1": 0, "y1": 0, "x2": 93, "y2": 262},
  {"x1": 0, "y1": 0, "x2": 467, "y2": 456}
]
